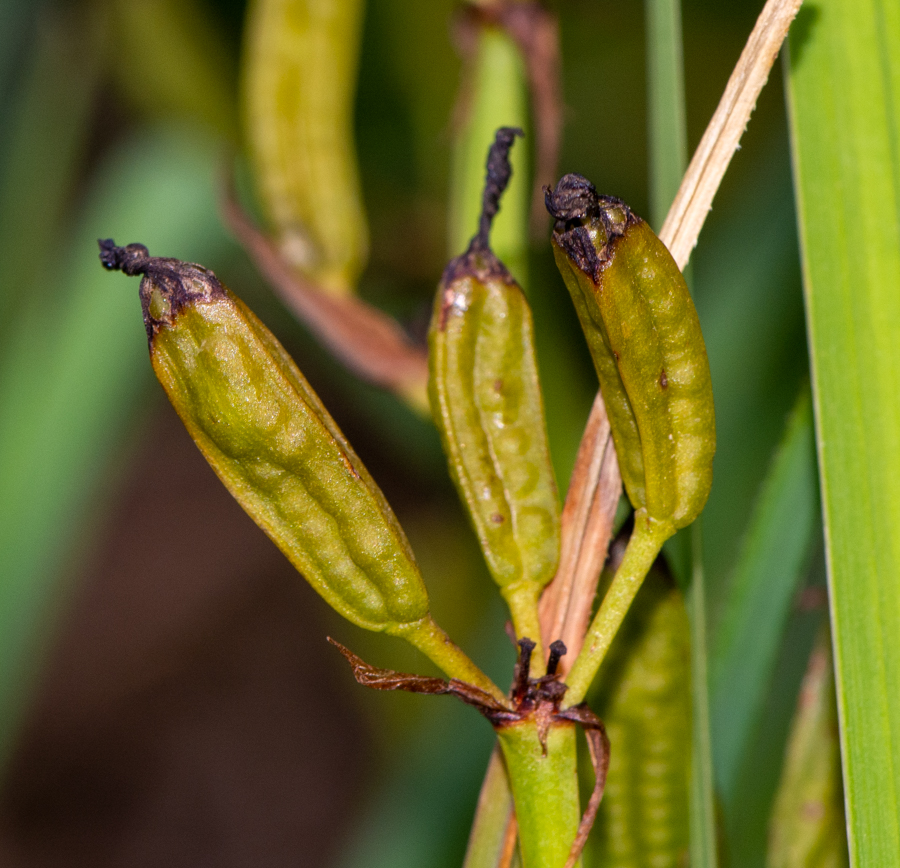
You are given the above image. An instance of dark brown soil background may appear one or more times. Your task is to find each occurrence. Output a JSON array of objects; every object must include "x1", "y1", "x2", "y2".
[{"x1": 0, "y1": 399, "x2": 371, "y2": 867}]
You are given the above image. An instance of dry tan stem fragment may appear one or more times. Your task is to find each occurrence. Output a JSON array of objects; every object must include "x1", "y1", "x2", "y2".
[
  {"x1": 539, "y1": 393, "x2": 621, "y2": 674},
  {"x1": 659, "y1": 0, "x2": 804, "y2": 266}
]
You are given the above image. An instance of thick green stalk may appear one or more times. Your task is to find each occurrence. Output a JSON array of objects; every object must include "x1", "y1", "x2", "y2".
[
  {"x1": 564, "y1": 512, "x2": 673, "y2": 706},
  {"x1": 497, "y1": 719, "x2": 581, "y2": 868}
]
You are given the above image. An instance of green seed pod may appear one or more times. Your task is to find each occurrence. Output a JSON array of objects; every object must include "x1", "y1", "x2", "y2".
[
  {"x1": 242, "y1": 0, "x2": 368, "y2": 295},
  {"x1": 768, "y1": 627, "x2": 848, "y2": 868},
  {"x1": 99, "y1": 240, "x2": 428, "y2": 633},
  {"x1": 429, "y1": 130, "x2": 560, "y2": 646},
  {"x1": 546, "y1": 174, "x2": 715, "y2": 530},
  {"x1": 585, "y1": 568, "x2": 691, "y2": 868}
]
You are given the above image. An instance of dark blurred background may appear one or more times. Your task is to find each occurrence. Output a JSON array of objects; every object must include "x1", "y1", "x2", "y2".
[{"x1": 0, "y1": 0, "x2": 811, "y2": 865}]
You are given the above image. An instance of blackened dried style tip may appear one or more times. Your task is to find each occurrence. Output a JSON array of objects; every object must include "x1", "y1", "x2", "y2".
[
  {"x1": 546, "y1": 639, "x2": 567, "y2": 676},
  {"x1": 98, "y1": 238, "x2": 226, "y2": 339},
  {"x1": 98, "y1": 239, "x2": 150, "y2": 276},
  {"x1": 474, "y1": 126, "x2": 524, "y2": 252},
  {"x1": 438, "y1": 128, "x2": 523, "y2": 305},
  {"x1": 544, "y1": 173, "x2": 600, "y2": 223}
]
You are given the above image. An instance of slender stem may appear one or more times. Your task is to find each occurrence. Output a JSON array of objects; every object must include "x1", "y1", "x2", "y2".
[
  {"x1": 397, "y1": 615, "x2": 509, "y2": 706},
  {"x1": 563, "y1": 511, "x2": 673, "y2": 706},
  {"x1": 503, "y1": 581, "x2": 546, "y2": 677}
]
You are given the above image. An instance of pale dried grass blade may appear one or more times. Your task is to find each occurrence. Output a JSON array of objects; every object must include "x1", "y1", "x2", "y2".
[{"x1": 659, "y1": 0, "x2": 804, "y2": 266}]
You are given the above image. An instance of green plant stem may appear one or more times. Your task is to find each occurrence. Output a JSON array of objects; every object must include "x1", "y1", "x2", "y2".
[
  {"x1": 563, "y1": 511, "x2": 673, "y2": 706},
  {"x1": 503, "y1": 582, "x2": 546, "y2": 677},
  {"x1": 398, "y1": 615, "x2": 509, "y2": 706},
  {"x1": 497, "y1": 719, "x2": 581, "y2": 868},
  {"x1": 645, "y1": 0, "x2": 687, "y2": 230}
]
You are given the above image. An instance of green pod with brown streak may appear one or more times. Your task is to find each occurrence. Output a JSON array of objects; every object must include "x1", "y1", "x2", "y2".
[
  {"x1": 429, "y1": 129, "x2": 560, "y2": 657},
  {"x1": 242, "y1": 0, "x2": 367, "y2": 294},
  {"x1": 545, "y1": 174, "x2": 715, "y2": 531},
  {"x1": 98, "y1": 240, "x2": 426, "y2": 633}
]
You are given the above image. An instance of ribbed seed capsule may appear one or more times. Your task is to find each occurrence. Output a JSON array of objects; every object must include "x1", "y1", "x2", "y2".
[
  {"x1": 546, "y1": 174, "x2": 715, "y2": 530},
  {"x1": 98, "y1": 240, "x2": 428, "y2": 632},
  {"x1": 429, "y1": 130, "x2": 560, "y2": 647},
  {"x1": 242, "y1": 0, "x2": 368, "y2": 294},
  {"x1": 585, "y1": 569, "x2": 690, "y2": 867}
]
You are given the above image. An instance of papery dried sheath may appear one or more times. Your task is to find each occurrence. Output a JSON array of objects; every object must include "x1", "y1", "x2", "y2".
[{"x1": 99, "y1": 240, "x2": 428, "y2": 632}]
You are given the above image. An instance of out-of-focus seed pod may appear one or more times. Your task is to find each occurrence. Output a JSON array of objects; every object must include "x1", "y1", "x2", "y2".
[
  {"x1": 98, "y1": 240, "x2": 426, "y2": 633},
  {"x1": 584, "y1": 568, "x2": 691, "y2": 868},
  {"x1": 429, "y1": 129, "x2": 560, "y2": 655},
  {"x1": 545, "y1": 174, "x2": 715, "y2": 532},
  {"x1": 242, "y1": 0, "x2": 368, "y2": 295},
  {"x1": 767, "y1": 627, "x2": 848, "y2": 868}
]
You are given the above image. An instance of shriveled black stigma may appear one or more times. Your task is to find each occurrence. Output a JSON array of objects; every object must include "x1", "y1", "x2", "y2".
[
  {"x1": 473, "y1": 126, "x2": 524, "y2": 253},
  {"x1": 544, "y1": 173, "x2": 601, "y2": 223},
  {"x1": 98, "y1": 239, "x2": 225, "y2": 339},
  {"x1": 440, "y1": 127, "x2": 523, "y2": 294},
  {"x1": 544, "y1": 174, "x2": 637, "y2": 283},
  {"x1": 99, "y1": 239, "x2": 151, "y2": 276},
  {"x1": 546, "y1": 639, "x2": 567, "y2": 676}
]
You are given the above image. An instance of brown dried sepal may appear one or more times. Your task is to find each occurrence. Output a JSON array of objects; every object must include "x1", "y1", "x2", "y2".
[
  {"x1": 327, "y1": 638, "x2": 516, "y2": 725},
  {"x1": 330, "y1": 636, "x2": 610, "y2": 868}
]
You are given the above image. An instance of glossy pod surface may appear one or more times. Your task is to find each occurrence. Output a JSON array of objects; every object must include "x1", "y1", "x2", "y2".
[
  {"x1": 546, "y1": 174, "x2": 715, "y2": 530},
  {"x1": 102, "y1": 242, "x2": 429, "y2": 632},
  {"x1": 429, "y1": 250, "x2": 561, "y2": 597}
]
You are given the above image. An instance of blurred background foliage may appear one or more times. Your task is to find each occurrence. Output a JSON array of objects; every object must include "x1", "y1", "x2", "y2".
[{"x1": 0, "y1": 0, "x2": 829, "y2": 865}]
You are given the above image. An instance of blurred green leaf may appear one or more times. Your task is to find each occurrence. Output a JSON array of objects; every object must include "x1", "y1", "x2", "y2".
[
  {"x1": 710, "y1": 387, "x2": 819, "y2": 804},
  {"x1": 0, "y1": 2, "x2": 105, "y2": 330},
  {"x1": 767, "y1": 627, "x2": 848, "y2": 868},
  {"x1": 786, "y1": 0, "x2": 900, "y2": 862},
  {"x1": 0, "y1": 127, "x2": 234, "y2": 771},
  {"x1": 108, "y1": 0, "x2": 237, "y2": 138}
]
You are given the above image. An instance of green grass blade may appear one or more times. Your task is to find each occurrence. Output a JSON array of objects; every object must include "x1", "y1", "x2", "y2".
[
  {"x1": 645, "y1": 0, "x2": 687, "y2": 231},
  {"x1": 710, "y1": 387, "x2": 818, "y2": 803},
  {"x1": 785, "y1": 0, "x2": 900, "y2": 862}
]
